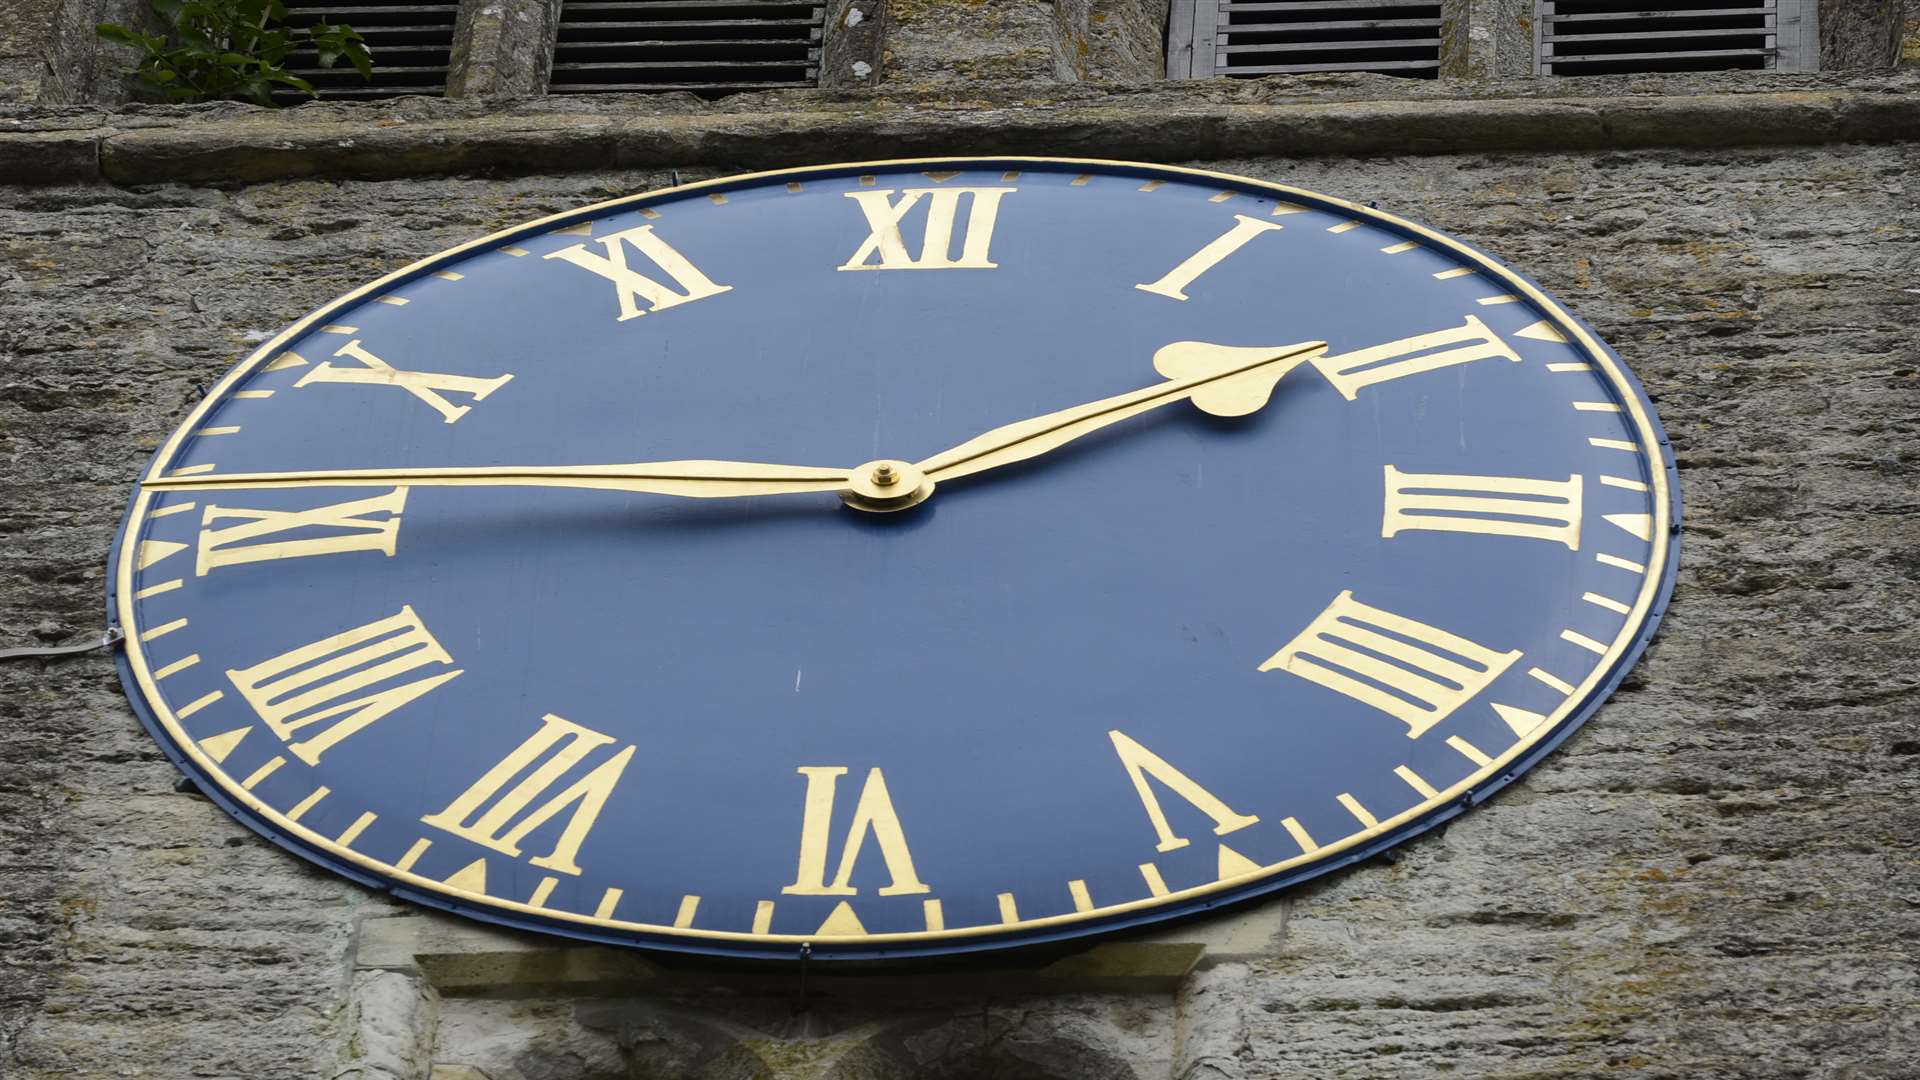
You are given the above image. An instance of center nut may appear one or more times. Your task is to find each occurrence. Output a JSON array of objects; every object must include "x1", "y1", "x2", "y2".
[{"x1": 841, "y1": 459, "x2": 935, "y2": 513}]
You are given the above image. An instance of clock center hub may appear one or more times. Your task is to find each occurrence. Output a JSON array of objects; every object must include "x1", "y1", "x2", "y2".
[{"x1": 841, "y1": 459, "x2": 934, "y2": 514}]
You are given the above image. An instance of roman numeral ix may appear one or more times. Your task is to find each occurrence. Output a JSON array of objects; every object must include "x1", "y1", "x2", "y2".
[{"x1": 197, "y1": 487, "x2": 407, "y2": 575}]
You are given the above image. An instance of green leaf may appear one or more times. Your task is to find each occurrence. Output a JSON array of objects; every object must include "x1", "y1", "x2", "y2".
[{"x1": 118, "y1": 0, "x2": 375, "y2": 106}]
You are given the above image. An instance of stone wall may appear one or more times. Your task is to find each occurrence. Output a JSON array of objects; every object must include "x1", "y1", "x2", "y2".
[
  {"x1": 2, "y1": 0, "x2": 1918, "y2": 1075},
  {"x1": 3, "y1": 126, "x2": 1916, "y2": 1077}
]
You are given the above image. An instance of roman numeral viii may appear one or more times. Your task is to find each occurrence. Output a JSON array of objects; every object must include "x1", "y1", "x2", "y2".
[
  {"x1": 839, "y1": 187, "x2": 1011, "y2": 271},
  {"x1": 297, "y1": 339, "x2": 511, "y2": 424},
  {"x1": 545, "y1": 223, "x2": 732, "y2": 321},
  {"x1": 422, "y1": 713, "x2": 636, "y2": 876},
  {"x1": 196, "y1": 487, "x2": 407, "y2": 575},
  {"x1": 1261, "y1": 591, "x2": 1521, "y2": 739},
  {"x1": 1311, "y1": 315, "x2": 1520, "y2": 400},
  {"x1": 782, "y1": 766, "x2": 930, "y2": 896},
  {"x1": 226, "y1": 604, "x2": 462, "y2": 765},
  {"x1": 1382, "y1": 466, "x2": 1583, "y2": 549}
]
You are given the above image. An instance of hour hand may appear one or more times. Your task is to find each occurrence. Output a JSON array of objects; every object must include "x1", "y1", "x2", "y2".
[
  {"x1": 137, "y1": 459, "x2": 854, "y2": 499},
  {"x1": 913, "y1": 339, "x2": 1327, "y2": 485}
]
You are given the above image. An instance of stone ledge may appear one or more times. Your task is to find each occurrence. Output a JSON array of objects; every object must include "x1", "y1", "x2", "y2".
[
  {"x1": 1, "y1": 78, "x2": 1917, "y2": 186},
  {"x1": 352, "y1": 900, "x2": 1286, "y2": 998}
]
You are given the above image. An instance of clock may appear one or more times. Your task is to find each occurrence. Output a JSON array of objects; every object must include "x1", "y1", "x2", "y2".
[{"x1": 111, "y1": 158, "x2": 1678, "y2": 959}]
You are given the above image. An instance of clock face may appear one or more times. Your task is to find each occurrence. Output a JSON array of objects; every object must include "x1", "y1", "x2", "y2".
[{"x1": 112, "y1": 159, "x2": 1677, "y2": 959}]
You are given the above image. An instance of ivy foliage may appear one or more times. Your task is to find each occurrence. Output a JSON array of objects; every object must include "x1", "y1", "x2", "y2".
[{"x1": 97, "y1": 0, "x2": 373, "y2": 106}]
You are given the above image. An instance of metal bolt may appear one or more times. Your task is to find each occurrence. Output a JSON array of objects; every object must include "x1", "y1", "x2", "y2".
[{"x1": 872, "y1": 463, "x2": 897, "y2": 487}]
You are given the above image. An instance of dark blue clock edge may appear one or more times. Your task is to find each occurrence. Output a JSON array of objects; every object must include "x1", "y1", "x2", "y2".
[{"x1": 103, "y1": 157, "x2": 1684, "y2": 962}]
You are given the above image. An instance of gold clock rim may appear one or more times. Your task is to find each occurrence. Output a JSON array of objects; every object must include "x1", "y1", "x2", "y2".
[{"x1": 114, "y1": 156, "x2": 1676, "y2": 950}]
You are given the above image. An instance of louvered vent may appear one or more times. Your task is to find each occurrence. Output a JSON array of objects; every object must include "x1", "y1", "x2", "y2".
[
  {"x1": 1169, "y1": 0, "x2": 1443, "y2": 79},
  {"x1": 1536, "y1": 0, "x2": 1817, "y2": 74},
  {"x1": 277, "y1": 0, "x2": 458, "y2": 99},
  {"x1": 548, "y1": 0, "x2": 824, "y2": 94}
]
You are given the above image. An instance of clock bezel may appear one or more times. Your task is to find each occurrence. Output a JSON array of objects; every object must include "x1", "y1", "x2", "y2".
[{"x1": 108, "y1": 157, "x2": 1681, "y2": 959}]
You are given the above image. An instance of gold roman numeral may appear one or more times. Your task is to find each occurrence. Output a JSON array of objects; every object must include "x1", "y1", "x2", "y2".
[
  {"x1": 196, "y1": 487, "x2": 407, "y2": 575},
  {"x1": 1108, "y1": 730, "x2": 1259, "y2": 852},
  {"x1": 1261, "y1": 591, "x2": 1521, "y2": 738},
  {"x1": 421, "y1": 713, "x2": 636, "y2": 876},
  {"x1": 838, "y1": 188, "x2": 1012, "y2": 271},
  {"x1": 782, "y1": 766, "x2": 930, "y2": 896},
  {"x1": 1134, "y1": 215, "x2": 1285, "y2": 301},
  {"x1": 1382, "y1": 466, "x2": 1583, "y2": 549},
  {"x1": 544, "y1": 223, "x2": 732, "y2": 321},
  {"x1": 1310, "y1": 315, "x2": 1520, "y2": 400},
  {"x1": 226, "y1": 604, "x2": 462, "y2": 765},
  {"x1": 296, "y1": 339, "x2": 512, "y2": 424}
]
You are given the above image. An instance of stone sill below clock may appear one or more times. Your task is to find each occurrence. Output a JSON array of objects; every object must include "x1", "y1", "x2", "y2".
[
  {"x1": 351, "y1": 905, "x2": 1294, "y2": 1000},
  {"x1": 2, "y1": 70, "x2": 1917, "y2": 188}
]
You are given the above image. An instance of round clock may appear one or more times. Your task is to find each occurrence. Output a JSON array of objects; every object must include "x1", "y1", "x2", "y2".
[{"x1": 111, "y1": 158, "x2": 1678, "y2": 959}]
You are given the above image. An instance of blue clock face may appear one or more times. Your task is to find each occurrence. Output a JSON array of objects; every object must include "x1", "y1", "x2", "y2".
[{"x1": 112, "y1": 159, "x2": 1677, "y2": 959}]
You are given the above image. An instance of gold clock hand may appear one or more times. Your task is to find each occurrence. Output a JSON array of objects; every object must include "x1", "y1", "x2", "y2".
[
  {"x1": 912, "y1": 339, "x2": 1328, "y2": 485},
  {"x1": 138, "y1": 460, "x2": 853, "y2": 499}
]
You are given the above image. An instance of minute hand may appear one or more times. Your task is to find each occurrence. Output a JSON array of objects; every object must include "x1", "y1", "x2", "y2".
[
  {"x1": 914, "y1": 339, "x2": 1328, "y2": 484},
  {"x1": 137, "y1": 459, "x2": 852, "y2": 498}
]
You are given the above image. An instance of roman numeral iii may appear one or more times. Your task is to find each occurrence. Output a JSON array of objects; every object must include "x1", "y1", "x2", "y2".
[
  {"x1": 1135, "y1": 215, "x2": 1285, "y2": 301},
  {"x1": 226, "y1": 604, "x2": 462, "y2": 765},
  {"x1": 296, "y1": 339, "x2": 511, "y2": 424},
  {"x1": 839, "y1": 187, "x2": 1012, "y2": 271},
  {"x1": 1261, "y1": 591, "x2": 1521, "y2": 739},
  {"x1": 782, "y1": 766, "x2": 930, "y2": 896},
  {"x1": 1311, "y1": 315, "x2": 1520, "y2": 400},
  {"x1": 421, "y1": 713, "x2": 636, "y2": 876},
  {"x1": 1382, "y1": 466, "x2": 1583, "y2": 549},
  {"x1": 196, "y1": 487, "x2": 407, "y2": 575},
  {"x1": 545, "y1": 223, "x2": 732, "y2": 321},
  {"x1": 1109, "y1": 730, "x2": 1259, "y2": 852}
]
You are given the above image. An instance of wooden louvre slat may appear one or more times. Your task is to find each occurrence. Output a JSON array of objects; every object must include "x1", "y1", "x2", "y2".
[
  {"x1": 1218, "y1": 36, "x2": 1442, "y2": 53},
  {"x1": 1219, "y1": 18, "x2": 1443, "y2": 31},
  {"x1": 1545, "y1": 26, "x2": 1771, "y2": 40},
  {"x1": 1225, "y1": 57, "x2": 1441, "y2": 71},
  {"x1": 548, "y1": 0, "x2": 826, "y2": 94},
  {"x1": 274, "y1": 0, "x2": 456, "y2": 100},
  {"x1": 1545, "y1": 6, "x2": 1778, "y2": 20},
  {"x1": 1221, "y1": 0, "x2": 1434, "y2": 9},
  {"x1": 1192, "y1": 0, "x2": 1445, "y2": 80},
  {"x1": 1535, "y1": 0, "x2": 1813, "y2": 74}
]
